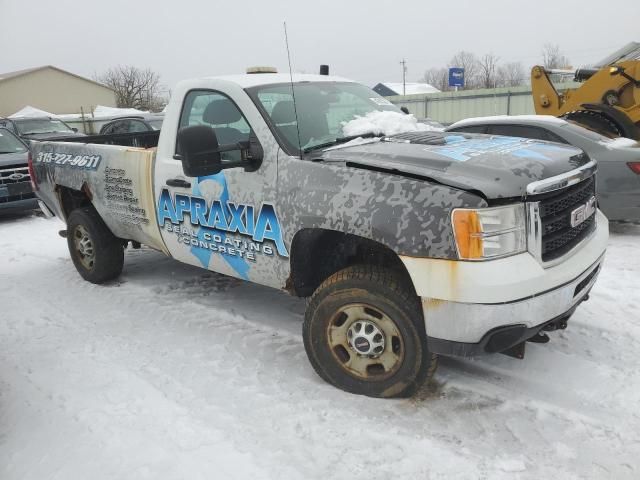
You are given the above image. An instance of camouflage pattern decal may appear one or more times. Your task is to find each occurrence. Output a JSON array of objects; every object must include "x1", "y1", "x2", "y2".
[{"x1": 31, "y1": 77, "x2": 587, "y2": 292}]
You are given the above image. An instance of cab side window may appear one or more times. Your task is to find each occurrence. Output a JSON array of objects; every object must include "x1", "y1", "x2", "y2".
[{"x1": 178, "y1": 90, "x2": 251, "y2": 161}]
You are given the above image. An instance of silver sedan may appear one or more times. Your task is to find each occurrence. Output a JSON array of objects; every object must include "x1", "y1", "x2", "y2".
[{"x1": 446, "y1": 115, "x2": 640, "y2": 222}]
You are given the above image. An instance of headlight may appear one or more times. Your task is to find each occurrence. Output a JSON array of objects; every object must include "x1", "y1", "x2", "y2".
[{"x1": 452, "y1": 204, "x2": 526, "y2": 260}]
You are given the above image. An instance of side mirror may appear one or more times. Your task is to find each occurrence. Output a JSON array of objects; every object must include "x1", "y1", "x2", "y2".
[
  {"x1": 176, "y1": 125, "x2": 222, "y2": 177},
  {"x1": 71, "y1": 127, "x2": 79, "y2": 132},
  {"x1": 176, "y1": 125, "x2": 263, "y2": 177}
]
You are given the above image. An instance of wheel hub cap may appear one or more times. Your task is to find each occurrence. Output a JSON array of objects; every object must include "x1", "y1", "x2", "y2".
[
  {"x1": 327, "y1": 303, "x2": 404, "y2": 379},
  {"x1": 347, "y1": 320, "x2": 385, "y2": 357},
  {"x1": 74, "y1": 225, "x2": 95, "y2": 269}
]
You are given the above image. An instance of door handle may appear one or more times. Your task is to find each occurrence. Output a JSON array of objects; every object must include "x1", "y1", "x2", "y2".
[{"x1": 166, "y1": 178, "x2": 191, "y2": 188}]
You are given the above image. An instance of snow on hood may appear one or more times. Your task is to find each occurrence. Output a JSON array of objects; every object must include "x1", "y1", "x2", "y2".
[
  {"x1": 342, "y1": 111, "x2": 442, "y2": 138},
  {"x1": 9, "y1": 106, "x2": 57, "y2": 118},
  {"x1": 92, "y1": 105, "x2": 149, "y2": 118}
]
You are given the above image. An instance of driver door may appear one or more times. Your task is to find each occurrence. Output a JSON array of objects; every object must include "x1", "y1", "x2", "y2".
[{"x1": 154, "y1": 89, "x2": 282, "y2": 285}]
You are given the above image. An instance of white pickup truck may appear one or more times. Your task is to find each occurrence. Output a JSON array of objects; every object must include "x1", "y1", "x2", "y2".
[{"x1": 30, "y1": 70, "x2": 608, "y2": 398}]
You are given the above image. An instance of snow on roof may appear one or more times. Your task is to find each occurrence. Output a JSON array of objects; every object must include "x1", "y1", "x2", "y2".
[
  {"x1": 382, "y1": 82, "x2": 440, "y2": 95},
  {"x1": 92, "y1": 105, "x2": 149, "y2": 118},
  {"x1": 450, "y1": 115, "x2": 569, "y2": 128},
  {"x1": 9, "y1": 106, "x2": 57, "y2": 118},
  {"x1": 201, "y1": 73, "x2": 356, "y2": 88}
]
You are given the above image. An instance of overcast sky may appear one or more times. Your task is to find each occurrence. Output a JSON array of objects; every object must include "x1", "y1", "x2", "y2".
[{"x1": 1, "y1": 0, "x2": 638, "y2": 91}]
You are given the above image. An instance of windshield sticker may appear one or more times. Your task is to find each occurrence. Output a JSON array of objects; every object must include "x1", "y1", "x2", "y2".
[
  {"x1": 434, "y1": 135, "x2": 568, "y2": 162},
  {"x1": 157, "y1": 179, "x2": 289, "y2": 279},
  {"x1": 370, "y1": 97, "x2": 393, "y2": 106},
  {"x1": 35, "y1": 151, "x2": 101, "y2": 170}
]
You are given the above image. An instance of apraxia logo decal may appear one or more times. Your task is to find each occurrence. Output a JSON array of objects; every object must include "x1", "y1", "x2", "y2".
[
  {"x1": 437, "y1": 135, "x2": 570, "y2": 162},
  {"x1": 157, "y1": 187, "x2": 289, "y2": 263}
]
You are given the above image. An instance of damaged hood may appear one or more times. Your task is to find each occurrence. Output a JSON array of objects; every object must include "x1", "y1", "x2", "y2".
[{"x1": 314, "y1": 132, "x2": 588, "y2": 199}]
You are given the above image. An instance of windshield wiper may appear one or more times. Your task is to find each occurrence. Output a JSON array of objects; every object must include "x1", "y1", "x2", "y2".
[{"x1": 302, "y1": 132, "x2": 381, "y2": 153}]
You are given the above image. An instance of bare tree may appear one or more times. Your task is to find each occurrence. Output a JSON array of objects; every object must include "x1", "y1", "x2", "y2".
[
  {"x1": 419, "y1": 54, "x2": 527, "y2": 93},
  {"x1": 497, "y1": 61, "x2": 526, "y2": 87},
  {"x1": 478, "y1": 53, "x2": 500, "y2": 89},
  {"x1": 95, "y1": 66, "x2": 166, "y2": 111},
  {"x1": 541, "y1": 44, "x2": 571, "y2": 69},
  {"x1": 420, "y1": 67, "x2": 450, "y2": 92},
  {"x1": 448, "y1": 51, "x2": 480, "y2": 89}
]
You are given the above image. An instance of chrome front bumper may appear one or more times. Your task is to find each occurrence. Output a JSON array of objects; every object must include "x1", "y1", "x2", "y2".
[{"x1": 423, "y1": 254, "x2": 603, "y2": 355}]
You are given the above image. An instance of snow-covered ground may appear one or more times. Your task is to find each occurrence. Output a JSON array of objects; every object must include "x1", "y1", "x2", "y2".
[{"x1": 1, "y1": 214, "x2": 639, "y2": 480}]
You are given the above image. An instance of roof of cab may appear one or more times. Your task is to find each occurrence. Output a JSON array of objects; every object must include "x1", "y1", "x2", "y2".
[{"x1": 200, "y1": 73, "x2": 356, "y2": 88}]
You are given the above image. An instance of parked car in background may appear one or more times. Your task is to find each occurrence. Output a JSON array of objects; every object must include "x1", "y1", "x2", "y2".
[
  {"x1": 446, "y1": 115, "x2": 640, "y2": 222},
  {"x1": 0, "y1": 116, "x2": 86, "y2": 142},
  {"x1": 99, "y1": 115, "x2": 164, "y2": 135},
  {"x1": 0, "y1": 128, "x2": 38, "y2": 214}
]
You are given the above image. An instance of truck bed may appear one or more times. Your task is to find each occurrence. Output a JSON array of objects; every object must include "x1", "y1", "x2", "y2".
[{"x1": 31, "y1": 132, "x2": 166, "y2": 254}]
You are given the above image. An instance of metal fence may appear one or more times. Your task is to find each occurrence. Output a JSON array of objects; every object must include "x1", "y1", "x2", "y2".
[{"x1": 387, "y1": 82, "x2": 580, "y2": 125}]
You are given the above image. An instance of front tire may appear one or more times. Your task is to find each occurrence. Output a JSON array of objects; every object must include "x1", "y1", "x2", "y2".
[
  {"x1": 303, "y1": 265, "x2": 437, "y2": 398},
  {"x1": 67, "y1": 207, "x2": 124, "y2": 284}
]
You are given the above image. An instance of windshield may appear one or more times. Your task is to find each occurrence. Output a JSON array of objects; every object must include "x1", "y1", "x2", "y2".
[
  {"x1": 248, "y1": 82, "x2": 401, "y2": 153},
  {"x1": 0, "y1": 129, "x2": 27, "y2": 154},
  {"x1": 15, "y1": 118, "x2": 74, "y2": 135}
]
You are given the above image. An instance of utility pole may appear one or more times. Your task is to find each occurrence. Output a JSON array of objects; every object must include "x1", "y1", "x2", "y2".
[{"x1": 400, "y1": 59, "x2": 407, "y2": 96}]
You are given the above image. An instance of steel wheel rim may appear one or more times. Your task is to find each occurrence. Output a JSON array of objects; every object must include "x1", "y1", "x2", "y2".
[
  {"x1": 327, "y1": 303, "x2": 404, "y2": 380},
  {"x1": 74, "y1": 225, "x2": 95, "y2": 270}
]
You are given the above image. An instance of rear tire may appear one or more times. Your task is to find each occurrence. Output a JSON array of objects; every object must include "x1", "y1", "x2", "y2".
[
  {"x1": 303, "y1": 265, "x2": 437, "y2": 398},
  {"x1": 67, "y1": 207, "x2": 124, "y2": 284}
]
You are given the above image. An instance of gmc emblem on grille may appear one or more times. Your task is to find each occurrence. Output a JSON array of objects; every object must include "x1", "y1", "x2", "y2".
[{"x1": 570, "y1": 196, "x2": 597, "y2": 228}]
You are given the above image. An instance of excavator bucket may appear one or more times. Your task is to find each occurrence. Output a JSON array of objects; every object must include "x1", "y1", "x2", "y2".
[{"x1": 531, "y1": 43, "x2": 640, "y2": 139}]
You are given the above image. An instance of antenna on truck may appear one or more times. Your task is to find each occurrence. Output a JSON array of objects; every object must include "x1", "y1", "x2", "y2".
[{"x1": 283, "y1": 21, "x2": 303, "y2": 155}]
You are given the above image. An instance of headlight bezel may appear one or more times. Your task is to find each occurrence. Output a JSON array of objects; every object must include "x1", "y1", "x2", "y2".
[{"x1": 451, "y1": 204, "x2": 527, "y2": 261}]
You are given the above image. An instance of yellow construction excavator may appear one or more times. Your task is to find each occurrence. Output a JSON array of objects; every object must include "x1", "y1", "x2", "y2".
[{"x1": 531, "y1": 42, "x2": 640, "y2": 139}]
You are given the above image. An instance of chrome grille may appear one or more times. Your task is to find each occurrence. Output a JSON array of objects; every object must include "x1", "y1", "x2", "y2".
[
  {"x1": 0, "y1": 164, "x2": 35, "y2": 203},
  {"x1": 0, "y1": 165, "x2": 30, "y2": 184},
  {"x1": 538, "y1": 177, "x2": 596, "y2": 262},
  {"x1": 527, "y1": 175, "x2": 597, "y2": 265}
]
